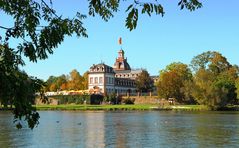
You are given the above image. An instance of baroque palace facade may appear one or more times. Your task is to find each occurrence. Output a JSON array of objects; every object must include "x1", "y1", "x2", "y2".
[{"x1": 88, "y1": 49, "x2": 142, "y2": 95}]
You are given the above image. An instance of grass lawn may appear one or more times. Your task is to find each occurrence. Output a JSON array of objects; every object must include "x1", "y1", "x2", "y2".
[
  {"x1": 34, "y1": 104, "x2": 161, "y2": 111},
  {"x1": 34, "y1": 104, "x2": 212, "y2": 111},
  {"x1": 3, "y1": 104, "x2": 237, "y2": 111}
]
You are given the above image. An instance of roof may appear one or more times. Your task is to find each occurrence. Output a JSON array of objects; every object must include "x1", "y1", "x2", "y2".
[
  {"x1": 130, "y1": 69, "x2": 143, "y2": 74},
  {"x1": 114, "y1": 70, "x2": 131, "y2": 74},
  {"x1": 89, "y1": 63, "x2": 115, "y2": 74},
  {"x1": 118, "y1": 49, "x2": 124, "y2": 54}
]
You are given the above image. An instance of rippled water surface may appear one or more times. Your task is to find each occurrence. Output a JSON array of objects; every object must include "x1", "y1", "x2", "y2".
[{"x1": 0, "y1": 111, "x2": 239, "y2": 148}]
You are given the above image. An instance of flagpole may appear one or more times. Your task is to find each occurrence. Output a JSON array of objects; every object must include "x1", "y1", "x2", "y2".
[{"x1": 119, "y1": 37, "x2": 122, "y2": 49}]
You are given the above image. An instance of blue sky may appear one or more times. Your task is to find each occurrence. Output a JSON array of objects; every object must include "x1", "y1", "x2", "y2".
[{"x1": 1, "y1": 0, "x2": 239, "y2": 80}]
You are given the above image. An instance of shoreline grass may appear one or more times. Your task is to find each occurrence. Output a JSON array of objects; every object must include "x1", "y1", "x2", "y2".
[
  {"x1": 2, "y1": 104, "x2": 238, "y2": 111},
  {"x1": 33, "y1": 104, "x2": 212, "y2": 111},
  {"x1": 34, "y1": 104, "x2": 160, "y2": 111}
]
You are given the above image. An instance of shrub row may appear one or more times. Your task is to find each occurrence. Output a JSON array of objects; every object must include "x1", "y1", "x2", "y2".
[
  {"x1": 48, "y1": 94, "x2": 136, "y2": 105},
  {"x1": 49, "y1": 94, "x2": 107, "y2": 105}
]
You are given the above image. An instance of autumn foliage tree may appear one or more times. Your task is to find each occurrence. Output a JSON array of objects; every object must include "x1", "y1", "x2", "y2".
[
  {"x1": 45, "y1": 69, "x2": 88, "y2": 91},
  {"x1": 191, "y1": 51, "x2": 238, "y2": 109},
  {"x1": 156, "y1": 62, "x2": 193, "y2": 103},
  {"x1": 236, "y1": 78, "x2": 239, "y2": 100},
  {"x1": 157, "y1": 71, "x2": 182, "y2": 99},
  {"x1": 82, "y1": 72, "x2": 89, "y2": 90},
  {"x1": 135, "y1": 70, "x2": 154, "y2": 93},
  {"x1": 68, "y1": 69, "x2": 84, "y2": 90}
]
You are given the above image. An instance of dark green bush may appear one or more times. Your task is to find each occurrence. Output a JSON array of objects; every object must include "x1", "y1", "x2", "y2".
[
  {"x1": 104, "y1": 93, "x2": 118, "y2": 104},
  {"x1": 50, "y1": 94, "x2": 90, "y2": 104},
  {"x1": 122, "y1": 98, "x2": 135, "y2": 104},
  {"x1": 90, "y1": 94, "x2": 104, "y2": 104}
]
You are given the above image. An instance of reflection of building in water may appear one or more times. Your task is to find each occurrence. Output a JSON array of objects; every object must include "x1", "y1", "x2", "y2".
[
  {"x1": 85, "y1": 112, "x2": 105, "y2": 148},
  {"x1": 114, "y1": 118, "x2": 127, "y2": 148},
  {"x1": 88, "y1": 39, "x2": 143, "y2": 95}
]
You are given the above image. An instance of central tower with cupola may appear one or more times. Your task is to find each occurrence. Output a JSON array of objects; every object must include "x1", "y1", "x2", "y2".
[
  {"x1": 113, "y1": 38, "x2": 131, "y2": 71},
  {"x1": 113, "y1": 49, "x2": 131, "y2": 71}
]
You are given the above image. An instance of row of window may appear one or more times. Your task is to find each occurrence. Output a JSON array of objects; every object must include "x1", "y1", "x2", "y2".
[
  {"x1": 90, "y1": 77, "x2": 103, "y2": 84},
  {"x1": 115, "y1": 80, "x2": 135, "y2": 87},
  {"x1": 106, "y1": 89, "x2": 131, "y2": 94},
  {"x1": 89, "y1": 77, "x2": 115, "y2": 84},
  {"x1": 106, "y1": 77, "x2": 114, "y2": 84},
  {"x1": 115, "y1": 73, "x2": 139, "y2": 78},
  {"x1": 116, "y1": 89, "x2": 128, "y2": 93}
]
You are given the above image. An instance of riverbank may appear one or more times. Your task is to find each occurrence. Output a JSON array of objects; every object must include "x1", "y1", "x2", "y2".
[
  {"x1": 35, "y1": 104, "x2": 160, "y2": 111},
  {"x1": 34, "y1": 104, "x2": 212, "y2": 111},
  {"x1": 2, "y1": 104, "x2": 238, "y2": 111}
]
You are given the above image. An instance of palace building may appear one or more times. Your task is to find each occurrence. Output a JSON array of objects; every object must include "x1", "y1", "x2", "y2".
[{"x1": 88, "y1": 45, "x2": 142, "y2": 95}]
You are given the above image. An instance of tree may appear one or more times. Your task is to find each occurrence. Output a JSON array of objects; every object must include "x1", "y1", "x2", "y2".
[
  {"x1": 45, "y1": 76, "x2": 57, "y2": 91},
  {"x1": 0, "y1": 0, "x2": 203, "y2": 129},
  {"x1": 56, "y1": 75, "x2": 68, "y2": 91},
  {"x1": 190, "y1": 51, "x2": 231, "y2": 73},
  {"x1": 86, "y1": 0, "x2": 202, "y2": 31},
  {"x1": 192, "y1": 68, "x2": 216, "y2": 105},
  {"x1": 68, "y1": 69, "x2": 84, "y2": 90},
  {"x1": 82, "y1": 72, "x2": 89, "y2": 90},
  {"x1": 60, "y1": 83, "x2": 68, "y2": 91},
  {"x1": 135, "y1": 70, "x2": 154, "y2": 93},
  {"x1": 157, "y1": 70, "x2": 182, "y2": 99},
  {"x1": 45, "y1": 70, "x2": 89, "y2": 91},
  {"x1": 157, "y1": 62, "x2": 193, "y2": 103},
  {"x1": 45, "y1": 75, "x2": 67, "y2": 91},
  {"x1": 236, "y1": 78, "x2": 239, "y2": 101},
  {"x1": 0, "y1": 44, "x2": 44, "y2": 129},
  {"x1": 191, "y1": 51, "x2": 238, "y2": 109},
  {"x1": 0, "y1": 0, "x2": 86, "y2": 128},
  {"x1": 162, "y1": 62, "x2": 193, "y2": 80}
]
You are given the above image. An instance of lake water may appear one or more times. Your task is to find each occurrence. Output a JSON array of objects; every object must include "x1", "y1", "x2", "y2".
[{"x1": 0, "y1": 111, "x2": 239, "y2": 148}]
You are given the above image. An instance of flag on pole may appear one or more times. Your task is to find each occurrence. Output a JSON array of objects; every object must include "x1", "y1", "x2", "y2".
[{"x1": 118, "y1": 37, "x2": 122, "y2": 45}]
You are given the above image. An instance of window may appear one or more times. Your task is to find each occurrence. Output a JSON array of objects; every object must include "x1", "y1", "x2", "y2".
[
  {"x1": 110, "y1": 78, "x2": 112, "y2": 84},
  {"x1": 90, "y1": 77, "x2": 93, "y2": 84},
  {"x1": 95, "y1": 77, "x2": 98, "y2": 84},
  {"x1": 99, "y1": 77, "x2": 103, "y2": 84}
]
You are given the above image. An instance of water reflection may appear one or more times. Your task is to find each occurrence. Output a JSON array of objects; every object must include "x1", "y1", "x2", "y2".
[
  {"x1": 84, "y1": 112, "x2": 105, "y2": 148},
  {"x1": 0, "y1": 112, "x2": 15, "y2": 147},
  {"x1": 0, "y1": 111, "x2": 239, "y2": 147},
  {"x1": 194, "y1": 112, "x2": 239, "y2": 147}
]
